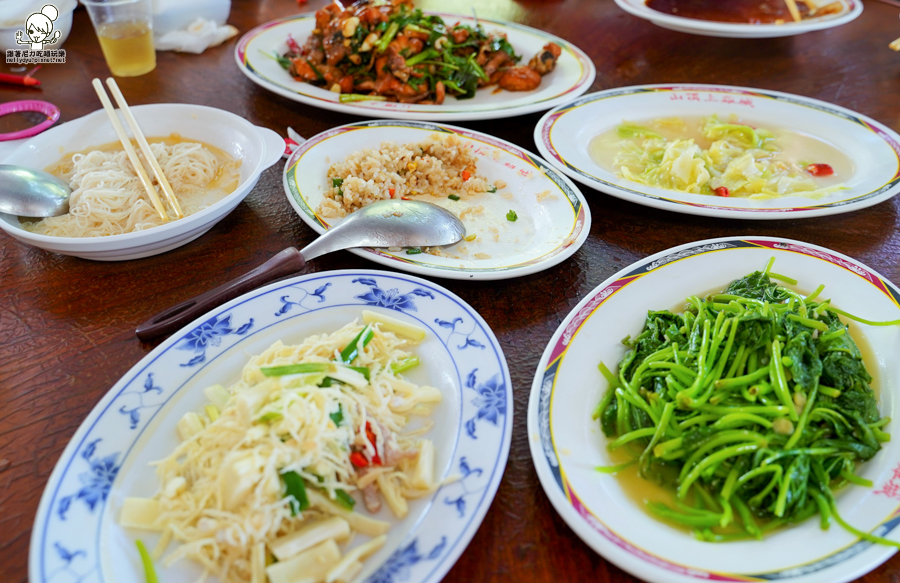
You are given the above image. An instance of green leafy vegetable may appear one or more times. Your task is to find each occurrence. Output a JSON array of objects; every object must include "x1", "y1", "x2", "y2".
[{"x1": 597, "y1": 260, "x2": 894, "y2": 544}]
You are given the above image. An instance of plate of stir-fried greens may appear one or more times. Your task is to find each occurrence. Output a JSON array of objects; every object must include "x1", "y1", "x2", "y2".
[
  {"x1": 528, "y1": 237, "x2": 900, "y2": 583},
  {"x1": 234, "y1": 0, "x2": 594, "y2": 120}
]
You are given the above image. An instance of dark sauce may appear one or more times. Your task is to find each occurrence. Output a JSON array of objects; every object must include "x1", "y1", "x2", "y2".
[{"x1": 645, "y1": 0, "x2": 809, "y2": 24}]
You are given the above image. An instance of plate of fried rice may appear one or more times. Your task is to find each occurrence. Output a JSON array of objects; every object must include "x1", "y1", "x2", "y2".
[{"x1": 283, "y1": 120, "x2": 591, "y2": 280}]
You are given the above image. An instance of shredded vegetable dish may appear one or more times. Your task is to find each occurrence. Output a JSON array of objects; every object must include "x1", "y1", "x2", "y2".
[
  {"x1": 595, "y1": 260, "x2": 900, "y2": 546},
  {"x1": 270, "y1": 0, "x2": 561, "y2": 104},
  {"x1": 599, "y1": 115, "x2": 846, "y2": 199},
  {"x1": 119, "y1": 315, "x2": 442, "y2": 583}
]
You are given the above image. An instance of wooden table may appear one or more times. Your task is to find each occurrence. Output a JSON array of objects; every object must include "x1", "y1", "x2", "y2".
[{"x1": 3, "y1": 0, "x2": 900, "y2": 581}]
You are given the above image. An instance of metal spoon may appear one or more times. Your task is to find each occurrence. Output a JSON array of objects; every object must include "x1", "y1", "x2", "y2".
[
  {"x1": 135, "y1": 199, "x2": 466, "y2": 342},
  {"x1": 0, "y1": 165, "x2": 70, "y2": 217}
]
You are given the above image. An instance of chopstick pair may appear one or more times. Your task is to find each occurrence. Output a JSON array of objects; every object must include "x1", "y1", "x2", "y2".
[{"x1": 91, "y1": 77, "x2": 183, "y2": 221}]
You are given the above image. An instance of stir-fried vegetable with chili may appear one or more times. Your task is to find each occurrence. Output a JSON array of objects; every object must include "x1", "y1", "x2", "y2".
[
  {"x1": 596, "y1": 259, "x2": 900, "y2": 546},
  {"x1": 277, "y1": 0, "x2": 561, "y2": 103}
]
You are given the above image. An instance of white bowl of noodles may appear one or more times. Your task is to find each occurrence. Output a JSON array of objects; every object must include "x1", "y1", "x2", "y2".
[{"x1": 0, "y1": 103, "x2": 284, "y2": 260}]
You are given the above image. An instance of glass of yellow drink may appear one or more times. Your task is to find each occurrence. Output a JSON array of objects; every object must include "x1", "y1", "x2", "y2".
[{"x1": 82, "y1": 0, "x2": 156, "y2": 77}]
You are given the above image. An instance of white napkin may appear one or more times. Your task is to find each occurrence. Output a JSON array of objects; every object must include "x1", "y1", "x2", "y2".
[{"x1": 154, "y1": 18, "x2": 238, "y2": 53}]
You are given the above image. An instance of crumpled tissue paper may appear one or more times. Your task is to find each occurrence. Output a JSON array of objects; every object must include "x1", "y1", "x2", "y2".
[{"x1": 155, "y1": 18, "x2": 238, "y2": 53}]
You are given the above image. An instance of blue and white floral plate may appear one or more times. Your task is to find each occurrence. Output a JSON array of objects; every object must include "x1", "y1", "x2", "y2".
[
  {"x1": 529, "y1": 237, "x2": 900, "y2": 583},
  {"x1": 30, "y1": 270, "x2": 512, "y2": 583}
]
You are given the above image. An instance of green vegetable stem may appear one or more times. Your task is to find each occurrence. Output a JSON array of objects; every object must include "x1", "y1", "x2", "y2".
[{"x1": 595, "y1": 260, "x2": 896, "y2": 545}]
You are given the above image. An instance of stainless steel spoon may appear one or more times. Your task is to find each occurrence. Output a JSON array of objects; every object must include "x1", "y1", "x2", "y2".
[
  {"x1": 0, "y1": 165, "x2": 70, "y2": 217},
  {"x1": 136, "y1": 199, "x2": 466, "y2": 341}
]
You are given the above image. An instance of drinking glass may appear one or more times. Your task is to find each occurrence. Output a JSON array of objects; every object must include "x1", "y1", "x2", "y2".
[{"x1": 82, "y1": 0, "x2": 156, "y2": 77}]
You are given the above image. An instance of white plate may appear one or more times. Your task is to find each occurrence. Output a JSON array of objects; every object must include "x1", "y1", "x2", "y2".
[
  {"x1": 30, "y1": 269, "x2": 512, "y2": 583},
  {"x1": 234, "y1": 12, "x2": 595, "y2": 121},
  {"x1": 284, "y1": 120, "x2": 590, "y2": 281},
  {"x1": 534, "y1": 84, "x2": 900, "y2": 220},
  {"x1": 0, "y1": 104, "x2": 284, "y2": 260},
  {"x1": 614, "y1": 0, "x2": 862, "y2": 37},
  {"x1": 528, "y1": 236, "x2": 900, "y2": 583}
]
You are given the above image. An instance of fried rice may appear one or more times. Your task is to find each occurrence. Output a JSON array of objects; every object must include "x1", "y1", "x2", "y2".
[{"x1": 320, "y1": 134, "x2": 494, "y2": 218}]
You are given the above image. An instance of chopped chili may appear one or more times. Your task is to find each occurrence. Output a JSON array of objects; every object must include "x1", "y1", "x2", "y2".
[
  {"x1": 350, "y1": 451, "x2": 369, "y2": 468},
  {"x1": 714, "y1": 186, "x2": 730, "y2": 197},
  {"x1": 807, "y1": 163, "x2": 834, "y2": 177}
]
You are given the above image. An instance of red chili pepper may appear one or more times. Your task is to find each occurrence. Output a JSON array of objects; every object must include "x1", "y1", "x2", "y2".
[
  {"x1": 365, "y1": 422, "x2": 382, "y2": 465},
  {"x1": 350, "y1": 451, "x2": 369, "y2": 468},
  {"x1": 401, "y1": 196, "x2": 411, "y2": 200},
  {"x1": 714, "y1": 186, "x2": 730, "y2": 197},
  {"x1": 389, "y1": 188, "x2": 396, "y2": 198},
  {"x1": 807, "y1": 163, "x2": 834, "y2": 177},
  {"x1": 286, "y1": 33, "x2": 302, "y2": 54}
]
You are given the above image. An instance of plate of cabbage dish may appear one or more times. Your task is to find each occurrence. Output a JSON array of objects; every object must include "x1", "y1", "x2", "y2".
[
  {"x1": 535, "y1": 84, "x2": 900, "y2": 219},
  {"x1": 528, "y1": 236, "x2": 900, "y2": 583},
  {"x1": 30, "y1": 270, "x2": 512, "y2": 583}
]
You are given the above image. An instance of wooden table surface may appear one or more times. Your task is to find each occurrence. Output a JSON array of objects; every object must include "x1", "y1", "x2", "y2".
[{"x1": 3, "y1": 0, "x2": 900, "y2": 581}]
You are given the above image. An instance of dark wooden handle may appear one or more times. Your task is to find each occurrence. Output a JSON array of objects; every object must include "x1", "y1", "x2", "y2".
[{"x1": 135, "y1": 247, "x2": 306, "y2": 342}]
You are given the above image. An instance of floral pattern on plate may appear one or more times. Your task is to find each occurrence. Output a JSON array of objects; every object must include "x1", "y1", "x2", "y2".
[{"x1": 31, "y1": 270, "x2": 512, "y2": 583}]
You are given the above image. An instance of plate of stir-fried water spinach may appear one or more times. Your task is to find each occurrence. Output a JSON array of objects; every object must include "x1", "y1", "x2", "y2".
[
  {"x1": 234, "y1": 1, "x2": 594, "y2": 121},
  {"x1": 528, "y1": 237, "x2": 900, "y2": 583}
]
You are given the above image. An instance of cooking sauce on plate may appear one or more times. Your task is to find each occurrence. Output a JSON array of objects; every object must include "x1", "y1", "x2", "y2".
[{"x1": 645, "y1": 0, "x2": 809, "y2": 24}]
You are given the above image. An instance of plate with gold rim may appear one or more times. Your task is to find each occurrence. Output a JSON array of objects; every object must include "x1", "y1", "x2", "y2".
[
  {"x1": 235, "y1": 12, "x2": 595, "y2": 121},
  {"x1": 283, "y1": 120, "x2": 590, "y2": 281},
  {"x1": 534, "y1": 84, "x2": 900, "y2": 220},
  {"x1": 528, "y1": 236, "x2": 900, "y2": 583}
]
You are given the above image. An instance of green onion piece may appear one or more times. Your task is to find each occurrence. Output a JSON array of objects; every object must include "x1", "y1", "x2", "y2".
[
  {"x1": 405, "y1": 47, "x2": 438, "y2": 67},
  {"x1": 261, "y1": 362, "x2": 330, "y2": 377},
  {"x1": 260, "y1": 49, "x2": 291, "y2": 70},
  {"x1": 282, "y1": 471, "x2": 310, "y2": 515},
  {"x1": 375, "y1": 21, "x2": 400, "y2": 53},
  {"x1": 391, "y1": 356, "x2": 420, "y2": 374},
  {"x1": 339, "y1": 94, "x2": 389, "y2": 103},
  {"x1": 488, "y1": 185, "x2": 498, "y2": 193},
  {"x1": 334, "y1": 489, "x2": 356, "y2": 510},
  {"x1": 136, "y1": 540, "x2": 159, "y2": 583},
  {"x1": 332, "y1": 178, "x2": 344, "y2": 188},
  {"x1": 406, "y1": 248, "x2": 422, "y2": 255},
  {"x1": 506, "y1": 210, "x2": 518, "y2": 222},
  {"x1": 330, "y1": 405, "x2": 343, "y2": 426},
  {"x1": 447, "y1": 194, "x2": 460, "y2": 201},
  {"x1": 340, "y1": 325, "x2": 374, "y2": 364},
  {"x1": 307, "y1": 59, "x2": 324, "y2": 81}
]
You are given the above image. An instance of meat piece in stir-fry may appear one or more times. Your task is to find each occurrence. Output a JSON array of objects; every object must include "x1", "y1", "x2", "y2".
[
  {"x1": 528, "y1": 42, "x2": 562, "y2": 75},
  {"x1": 498, "y1": 66, "x2": 542, "y2": 92},
  {"x1": 276, "y1": 0, "x2": 562, "y2": 103}
]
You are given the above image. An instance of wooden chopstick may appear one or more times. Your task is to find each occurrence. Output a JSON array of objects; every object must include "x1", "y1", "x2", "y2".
[
  {"x1": 91, "y1": 78, "x2": 169, "y2": 222},
  {"x1": 783, "y1": 0, "x2": 803, "y2": 22},
  {"x1": 105, "y1": 78, "x2": 184, "y2": 219},
  {"x1": 891, "y1": 37, "x2": 900, "y2": 51}
]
